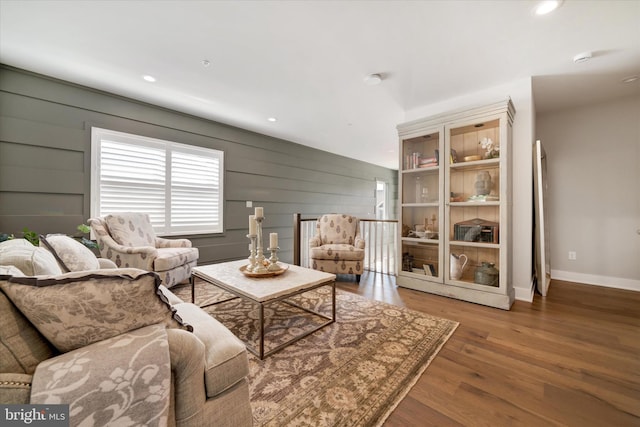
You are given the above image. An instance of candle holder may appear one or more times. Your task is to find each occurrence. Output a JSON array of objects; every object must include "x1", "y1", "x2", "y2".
[
  {"x1": 246, "y1": 234, "x2": 257, "y2": 272},
  {"x1": 253, "y1": 216, "x2": 268, "y2": 273},
  {"x1": 267, "y1": 246, "x2": 280, "y2": 271}
]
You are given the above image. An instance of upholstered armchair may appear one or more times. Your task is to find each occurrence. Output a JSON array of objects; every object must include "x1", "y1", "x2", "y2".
[
  {"x1": 88, "y1": 213, "x2": 199, "y2": 287},
  {"x1": 309, "y1": 214, "x2": 365, "y2": 281}
]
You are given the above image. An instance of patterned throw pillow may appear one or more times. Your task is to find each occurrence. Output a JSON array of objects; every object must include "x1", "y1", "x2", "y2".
[
  {"x1": 0, "y1": 268, "x2": 188, "y2": 353},
  {"x1": 31, "y1": 324, "x2": 170, "y2": 425},
  {"x1": 0, "y1": 239, "x2": 62, "y2": 276},
  {"x1": 0, "y1": 284, "x2": 57, "y2": 375},
  {"x1": 104, "y1": 213, "x2": 156, "y2": 247},
  {"x1": 40, "y1": 234, "x2": 100, "y2": 272}
]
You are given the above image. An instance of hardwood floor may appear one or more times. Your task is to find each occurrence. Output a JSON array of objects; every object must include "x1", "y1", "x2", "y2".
[{"x1": 336, "y1": 273, "x2": 640, "y2": 427}]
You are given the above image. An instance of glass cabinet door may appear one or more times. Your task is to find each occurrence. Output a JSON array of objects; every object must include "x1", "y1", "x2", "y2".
[
  {"x1": 400, "y1": 130, "x2": 443, "y2": 280},
  {"x1": 445, "y1": 118, "x2": 504, "y2": 289}
]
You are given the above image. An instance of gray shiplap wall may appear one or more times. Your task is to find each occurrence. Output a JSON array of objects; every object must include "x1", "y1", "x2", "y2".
[{"x1": 0, "y1": 66, "x2": 397, "y2": 264}]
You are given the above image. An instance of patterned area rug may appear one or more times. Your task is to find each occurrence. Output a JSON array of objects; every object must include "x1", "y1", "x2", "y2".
[{"x1": 173, "y1": 281, "x2": 458, "y2": 427}]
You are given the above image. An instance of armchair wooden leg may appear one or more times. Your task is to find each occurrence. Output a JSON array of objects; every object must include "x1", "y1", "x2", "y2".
[{"x1": 190, "y1": 275, "x2": 195, "y2": 304}]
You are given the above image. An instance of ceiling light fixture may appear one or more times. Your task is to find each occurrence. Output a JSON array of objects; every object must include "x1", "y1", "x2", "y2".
[
  {"x1": 535, "y1": 0, "x2": 563, "y2": 15},
  {"x1": 364, "y1": 73, "x2": 382, "y2": 86},
  {"x1": 621, "y1": 75, "x2": 639, "y2": 84},
  {"x1": 267, "y1": 117, "x2": 277, "y2": 122},
  {"x1": 201, "y1": 59, "x2": 211, "y2": 68},
  {"x1": 573, "y1": 51, "x2": 592, "y2": 64},
  {"x1": 142, "y1": 75, "x2": 156, "y2": 82}
]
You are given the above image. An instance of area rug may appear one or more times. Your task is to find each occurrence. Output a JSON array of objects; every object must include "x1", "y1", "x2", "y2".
[{"x1": 173, "y1": 282, "x2": 458, "y2": 427}]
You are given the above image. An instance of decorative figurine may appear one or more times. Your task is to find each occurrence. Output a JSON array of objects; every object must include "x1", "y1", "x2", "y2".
[{"x1": 474, "y1": 171, "x2": 492, "y2": 196}]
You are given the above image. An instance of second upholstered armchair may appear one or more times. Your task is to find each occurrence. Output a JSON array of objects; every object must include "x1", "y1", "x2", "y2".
[
  {"x1": 88, "y1": 212, "x2": 199, "y2": 287},
  {"x1": 309, "y1": 214, "x2": 365, "y2": 281}
]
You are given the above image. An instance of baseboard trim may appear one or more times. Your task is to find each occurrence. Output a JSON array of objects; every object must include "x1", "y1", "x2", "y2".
[
  {"x1": 551, "y1": 270, "x2": 640, "y2": 292},
  {"x1": 514, "y1": 277, "x2": 535, "y2": 302}
]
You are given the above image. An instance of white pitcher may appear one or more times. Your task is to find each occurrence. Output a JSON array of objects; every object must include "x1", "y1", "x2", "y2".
[{"x1": 450, "y1": 253, "x2": 468, "y2": 280}]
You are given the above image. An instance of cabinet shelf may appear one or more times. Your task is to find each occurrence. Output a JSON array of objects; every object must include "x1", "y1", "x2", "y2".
[
  {"x1": 402, "y1": 166, "x2": 439, "y2": 174},
  {"x1": 402, "y1": 202, "x2": 440, "y2": 208},
  {"x1": 449, "y1": 241, "x2": 500, "y2": 249},
  {"x1": 402, "y1": 237, "x2": 439, "y2": 244},
  {"x1": 449, "y1": 201, "x2": 500, "y2": 207},
  {"x1": 450, "y1": 158, "x2": 499, "y2": 170}
]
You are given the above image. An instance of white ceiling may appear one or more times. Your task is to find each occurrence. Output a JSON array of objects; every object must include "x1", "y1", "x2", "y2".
[{"x1": 1, "y1": 0, "x2": 639, "y2": 170}]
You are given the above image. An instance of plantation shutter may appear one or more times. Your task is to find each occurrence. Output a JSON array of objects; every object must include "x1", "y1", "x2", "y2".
[
  {"x1": 171, "y1": 147, "x2": 222, "y2": 234},
  {"x1": 91, "y1": 127, "x2": 224, "y2": 235}
]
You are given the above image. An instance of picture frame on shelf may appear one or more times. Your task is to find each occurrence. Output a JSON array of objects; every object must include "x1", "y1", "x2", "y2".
[{"x1": 423, "y1": 263, "x2": 436, "y2": 276}]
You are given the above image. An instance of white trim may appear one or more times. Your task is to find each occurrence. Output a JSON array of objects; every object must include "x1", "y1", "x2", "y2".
[
  {"x1": 551, "y1": 269, "x2": 640, "y2": 292},
  {"x1": 514, "y1": 277, "x2": 535, "y2": 302}
]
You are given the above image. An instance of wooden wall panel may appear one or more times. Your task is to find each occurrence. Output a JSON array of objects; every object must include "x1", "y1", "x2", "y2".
[
  {"x1": 0, "y1": 193, "x2": 83, "y2": 216},
  {"x1": 0, "y1": 117, "x2": 85, "y2": 151},
  {"x1": 0, "y1": 65, "x2": 397, "y2": 265},
  {"x1": 0, "y1": 142, "x2": 84, "y2": 172}
]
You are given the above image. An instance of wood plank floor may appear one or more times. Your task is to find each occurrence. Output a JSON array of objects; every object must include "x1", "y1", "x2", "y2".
[{"x1": 336, "y1": 273, "x2": 640, "y2": 427}]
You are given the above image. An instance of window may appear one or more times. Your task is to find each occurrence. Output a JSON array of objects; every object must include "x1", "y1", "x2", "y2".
[
  {"x1": 91, "y1": 127, "x2": 223, "y2": 235},
  {"x1": 376, "y1": 179, "x2": 389, "y2": 220}
]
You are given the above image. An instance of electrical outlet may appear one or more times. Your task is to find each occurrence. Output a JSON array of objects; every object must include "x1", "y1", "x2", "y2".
[
  {"x1": 246, "y1": 201, "x2": 253, "y2": 208},
  {"x1": 568, "y1": 251, "x2": 577, "y2": 260}
]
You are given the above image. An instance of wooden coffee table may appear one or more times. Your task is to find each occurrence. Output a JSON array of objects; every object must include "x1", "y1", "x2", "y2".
[{"x1": 191, "y1": 260, "x2": 336, "y2": 359}]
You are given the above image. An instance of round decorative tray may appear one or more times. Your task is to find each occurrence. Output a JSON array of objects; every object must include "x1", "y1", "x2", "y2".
[{"x1": 240, "y1": 263, "x2": 289, "y2": 278}]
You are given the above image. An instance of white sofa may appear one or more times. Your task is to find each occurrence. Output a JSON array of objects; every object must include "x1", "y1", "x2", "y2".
[{"x1": 0, "y1": 239, "x2": 253, "y2": 426}]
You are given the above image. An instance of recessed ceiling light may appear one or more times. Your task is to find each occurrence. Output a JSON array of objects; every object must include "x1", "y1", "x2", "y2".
[
  {"x1": 142, "y1": 75, "x2": 156, "y2": 82},
  {"x1": 573, "y1": 51, "x2": 592, "y2": 64},
  {"x1": 267, "y1": 117, "x2": 277, "y2": 122},
  {"x1": 621, "y1": 75, "x2": 639, "y2": 84},
  {"x1": 364, "y1": 74, "x2": 382, "y2": 86},
  {"x1": 535, "y1": 0, "x2": 563, "y2": 15},
  {"x1": 202, "y1": 59, "x2": 211, "y2": 68}
]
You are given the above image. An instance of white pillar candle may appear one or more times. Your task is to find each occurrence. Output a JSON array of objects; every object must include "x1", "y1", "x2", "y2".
[
  {"x1": 255, "y1": 207, "x2": 264, "y2": 219},
  {"x1": 270, "y1": 232, "x2": 278, "y2": 248},
  {"x1": 249, "y1": 215, "x2": 256, "y2": 235}
]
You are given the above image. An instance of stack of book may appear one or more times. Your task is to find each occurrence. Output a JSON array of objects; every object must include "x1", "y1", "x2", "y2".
[
  {"x1": 422, "y1": 263, "x2": 437, "y2": 276},
  {"x1": 418, "y1": 156, "x2": 438, "y2": 168}
]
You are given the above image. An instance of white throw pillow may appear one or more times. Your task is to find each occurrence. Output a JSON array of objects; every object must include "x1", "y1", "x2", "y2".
[
  {"x1": 0, "y1": 239, "x2": 62, "y2": 276},
  {"x1": 40, "y1": 234, "x2": 100, "y2": 272},
  {"x1": 0, "y1": 265, "x2": 26, "y2": 276}
]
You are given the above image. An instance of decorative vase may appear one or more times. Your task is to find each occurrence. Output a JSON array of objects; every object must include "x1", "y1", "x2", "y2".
[
  {"x1": 402, "y1": 252, "x2": 414, "y2": 272},
  {"x1": 450, "y1": 253, "x2": 468, "y2": 280},
  {"x1": 474, "y1": 262, "x2": 499, "y2": 286},
  {"x1": 415, "y1": 175, "x2": 427, "y2": 203}
]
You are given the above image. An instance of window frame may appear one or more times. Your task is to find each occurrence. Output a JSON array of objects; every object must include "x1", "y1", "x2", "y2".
[{"x1": 90, "y1": 127, "x2": 224, "y2": 236}]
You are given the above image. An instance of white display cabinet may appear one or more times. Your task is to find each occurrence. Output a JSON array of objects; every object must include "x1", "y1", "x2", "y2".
[{"x1": 397, "y1": 99, "x2": 515, "y2": 309}]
